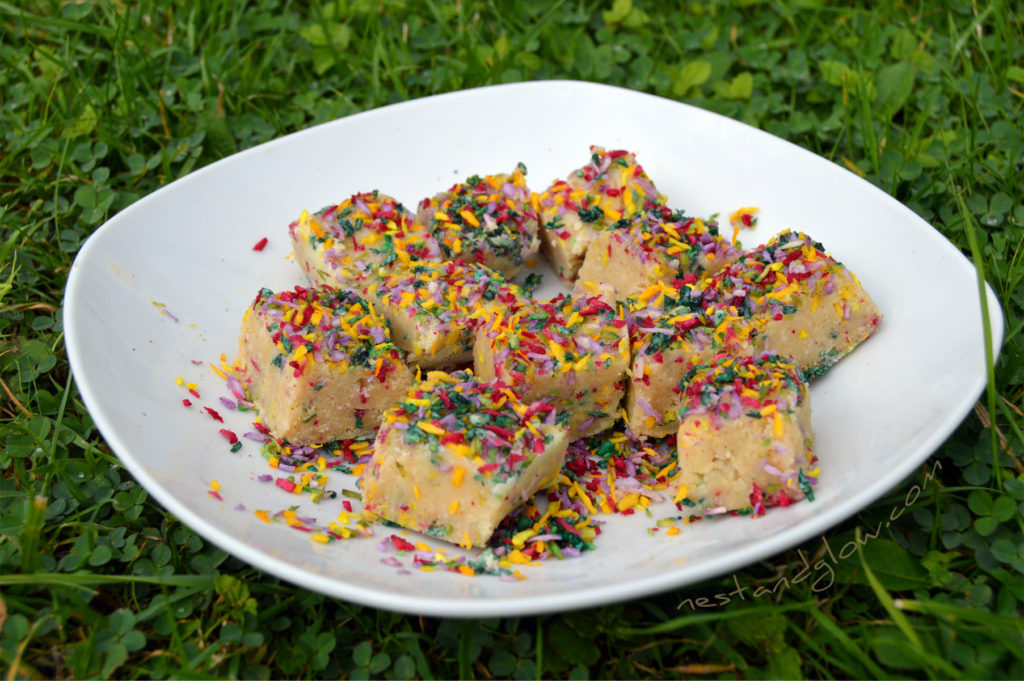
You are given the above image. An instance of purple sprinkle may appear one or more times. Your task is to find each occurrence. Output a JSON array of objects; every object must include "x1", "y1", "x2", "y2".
[
  {"x1": 219, "y1": 396, "x2": 237, "y2": 409},
  {"x1": 257, "y1": 474, "x2": 273, "y2": 482}
]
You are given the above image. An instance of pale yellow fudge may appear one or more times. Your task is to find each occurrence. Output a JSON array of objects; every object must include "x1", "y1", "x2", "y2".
[
  {"x1": 289, "y1": 190, "x2": 441, "y2": 293},
  {"x1": 625, "y1": 283, "x2": 765, "y2": 438},
  {"x1": 576, "y1": 205, "x2": 740, "y2": 302},
  {"x1": 473, "y1": 291, "x2": 630, "y2": 440},
  {"x1": 696, "y1": 230, "x2": 882, "y2": 378},
  {"x1": 536, "y1": 146, "x2": 666, "y2": 284},
  {"x1": 361, "y1": 370, "x2": 569, "y2": 548},
  {"x1": 416, "y1": 164, "x2": 540, "y2": 278},
  {"x1": 676, "y1": 352, "x2": 817, "y2": 513},
  {"x1": 234, "y1": 286, "x2": 413, "y2": 444},
  {"x1": 373, "y1": 261, "x2": 523, "y2": 369}
]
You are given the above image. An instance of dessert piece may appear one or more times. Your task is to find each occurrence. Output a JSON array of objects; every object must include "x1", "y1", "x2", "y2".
[
  {"x1": 373, "y1": 261, "x2": 523, "y2": 369},
  {"x1": 416, "y1": 164, "x2": 539, "y2": 278},
  {"x1": 626, "y1": 283, "x2": 765, "y2": 438},
  {"x1": 289, "y1": 190, "x2": 441, "y2": 293},
  {"x1": 696, "y1": 230, "x2": 882, "y2": 378},
  {"x1": 675, "y1": 352, "x2": 816, "y2": 513},
  {"x1": 537, "y1": 146, "x2": 665, "y2": 284},
  {"x1": 576, "y1": 205, "x2": 740, "y2": 302},
  {"x1": 234, "y1": 286, "x2": 413, "y2": 444},
  {"x1": 473, "y1": 291, "x2": 630, "y2": 440},
  {"x1": 361, "y1": 370, "x2": 569, "y2": 548}
]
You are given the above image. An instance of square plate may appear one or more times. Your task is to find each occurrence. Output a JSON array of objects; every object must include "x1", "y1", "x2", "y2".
[{"x1": 64, "y1": 81, "x2": 1002, "y2": 617}]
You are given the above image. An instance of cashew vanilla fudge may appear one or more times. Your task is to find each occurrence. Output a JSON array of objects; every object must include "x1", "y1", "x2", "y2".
[
  {"x1": 576, "y1": 205, "x2": 740, "y2": 302},
  {"x1": 696, "y1": 230, "x2": 882, "y2": 378},
  {"x1": 234, "y1": 286, "x2": 413, "y2": 444},
  {"x1": 289, "y1": 190, "x2": 441, "y2": 293},
  {"x1": 416, "y1": 164, "x2": 540, "y2": 278},
  {"x1": 361, "y1": 370, "x2": 569, "y2": 548},
  {"x1": 536, "y1": 146, "x2": 665, "y2": 284},
  {"x1": 373, "y1": 261, "x2": 523, "y2": 369},
  {"x1": 675, "y1": 352, "x2": 817, "y2": 513},
  {"x1": 473, "y1": 291, "x2": 630, "y2": 440},
  {"x1": 626, "y1": 283, "x2": 765, "y2": 438}
]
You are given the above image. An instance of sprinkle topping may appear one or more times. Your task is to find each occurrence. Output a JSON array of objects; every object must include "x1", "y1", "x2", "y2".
[
  {"x1": 248, "y1": 285, "x2": 403, "y2": 377},
  {"x1": 478, "y1": 292, "x2": 628, "y2": 387},
  {"x1": 679, "y1": 352, "x2": 807, "y2": 423},
  {"x1": 376, "y1": 261, "x2": 522, "y2": 328},
  {"x1": 381, "y1": 370, "x2": 558, "y2": 483},
  {"x1": 537, "y1": 146, "x2": 665, "y2": 236},
  {"x1": 291, "y1": 190, "x2": 440, "y2": 287},
  {"x1": 696, "y1": 230, "x2": 850, "y2": 316},
  {"x1": 418, "y1": 164, "x2": 539, "y2": 273},
  {"x1": 612, "y1": 204, "x2": 740, "y2": 278}
]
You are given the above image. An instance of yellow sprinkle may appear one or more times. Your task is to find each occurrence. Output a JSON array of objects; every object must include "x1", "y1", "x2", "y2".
[
  {"x1": 413, "y1": 485, "x2": 421, "y2": 500},
  {"x1": 269, "y1": 457, "x2": 280, "y2": 469},
  {"x1": 773, "y1": 411, "x2": 784, "y2": 438},
  {"x1": 666, "y1": 526, "x2": 681, "y2": 536},
  {"x1": 310, "y1": 533, "x2": 330, "y2": 544},
  {"x1": 512, "y1": 529, "x2": 537, "y2": 548},
  {"x1": 458, "y1": 565, "x2": 475, "y2": 577},
  {"x1": 449, "y1": 500, "x2": 460, "y2": 514},
  {"x1": 452, "y1": 467, "x2": 466, "y2": 487},
  {"x1": 459, "y1": 209, "x2": 480, "y2": 227},
  {"x1": 617, "y1": 493, "x2": 640, "y2": 511},
  {"x1": 175, "y1": 376, "x2": 184, "y2": 386},
  {"x1": 417, "y1": 421, "x2": 446, "y2": 436},
  {"x1": 673, "y1": 484, "x2": 690, "y2": 504},
  {"x1": 462, "y1": 533, "x2": 472, "y2": 549},
  {"x1": 210, "y1": 480, "x2": 221, "y2": 491},
  {"x1": 255, "y1": 510, "x2": 270, "y2": 523}
]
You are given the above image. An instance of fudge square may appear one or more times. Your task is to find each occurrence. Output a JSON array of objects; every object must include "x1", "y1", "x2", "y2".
[
  {"x1": 696, "y1": 230, "x2": 882, "y2": 378},
  {"x1": 536, "y1": 146, "x2": 665, "y2": 284},
  {"x1": 289, "y1": 190, "x2": 441, "y2": 293},
  {"x1": 473, "y1": 291, "x2": 630, "y2": 440},
  {"x1": 416, "y1": 164, "x2": 540, "y2": 278},
  {"x1": 675, "y1": 352, "x2": 817, "y2": 513},
  {"x1": 361, "y1": 370, "x2": 569, "y2": 548},
  {"x1": 373, "y1": 261, "x2": 523, "y2": 369},
  {"x1": 235, "y1": 285, "x2": 413, "y2": 444},
  {"x1": 626, "y1": 282, "x2": 765, "y2": 439},
  {"x1": 576, "y1": 205, "x2": 741, "y2": 302}
]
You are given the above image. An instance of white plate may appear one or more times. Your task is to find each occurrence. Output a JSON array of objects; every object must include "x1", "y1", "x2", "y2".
[{"x1": 64, "y1": 80, "x2": 1003, "y2": 617}]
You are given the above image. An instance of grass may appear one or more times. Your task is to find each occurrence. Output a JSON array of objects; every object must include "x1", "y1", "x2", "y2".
[{"x1": 1, "y1": 0, "x2": 1022, "y2": 678}]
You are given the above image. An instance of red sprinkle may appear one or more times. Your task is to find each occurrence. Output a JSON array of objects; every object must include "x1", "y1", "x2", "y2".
[
  {"x1": 275, "y1": 478, "x2": 296, "y2": 492},
  {"x1": 218, "y1": 428, "x2": 239, "y2": 444},
  {"x1": 182, "y1": 399, "x2": 192, "y2": 407},
  {"x1": 390, "y1": 535, "x2": 416, "y2": 552},
  {"x1": 204, "y1": 406, "x2": 224, "y2": 422},
  {"x1": 343, "y1": 500, "x2": 353, "y2": 512},
  {"x1": 253, "y1": 237, "x2": 269, "y2": 251}
]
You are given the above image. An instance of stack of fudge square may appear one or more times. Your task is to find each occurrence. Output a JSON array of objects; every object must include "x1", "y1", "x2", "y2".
[{"x1": 234, "y1": 147, "x2": 881, "y2": 548}]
